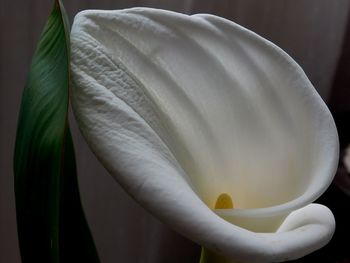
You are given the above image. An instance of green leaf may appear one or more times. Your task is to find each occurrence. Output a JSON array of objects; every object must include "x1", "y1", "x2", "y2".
[{"x1": 13, "y1": 1, "x2": 100, "y2": 262}]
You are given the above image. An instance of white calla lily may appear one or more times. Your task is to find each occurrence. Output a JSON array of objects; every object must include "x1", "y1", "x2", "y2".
[{"x1": 70, "y1": 7, "x2": 339, "y2": 263}]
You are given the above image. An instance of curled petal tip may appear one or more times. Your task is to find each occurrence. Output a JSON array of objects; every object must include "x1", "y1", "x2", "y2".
[{"x1": 262, "y1": 204, "x2": 336, "y2": 261}]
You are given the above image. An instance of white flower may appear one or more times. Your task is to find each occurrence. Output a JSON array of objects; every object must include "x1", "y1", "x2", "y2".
[{"x1": 70, "y1": 7, "x2": 339, "y2": 262}]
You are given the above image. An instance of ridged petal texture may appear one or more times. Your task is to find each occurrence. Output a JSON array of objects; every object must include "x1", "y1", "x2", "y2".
[{"x1": 70, "y1": 8, "x2": 339, "y2": 262}]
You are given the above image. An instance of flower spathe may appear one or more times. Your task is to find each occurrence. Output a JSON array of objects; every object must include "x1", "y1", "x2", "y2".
[{"x1": 70, "y1": 7, "x2": 339, "y2": 262}]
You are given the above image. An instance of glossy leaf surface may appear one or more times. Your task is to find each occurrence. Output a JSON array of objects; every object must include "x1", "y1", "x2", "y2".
[{"x1": 13, "y1": 1, "x2": 100, "y2": 262}]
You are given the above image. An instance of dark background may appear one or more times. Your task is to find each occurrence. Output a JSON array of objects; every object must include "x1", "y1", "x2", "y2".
[{"x1": 1, "y1": 0, "x2": 350, "y2": 262}]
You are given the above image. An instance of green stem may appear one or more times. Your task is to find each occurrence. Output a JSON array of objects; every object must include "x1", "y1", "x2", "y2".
[{"x1": 200, "y1": 247, "x2": 241, "y2": 263}]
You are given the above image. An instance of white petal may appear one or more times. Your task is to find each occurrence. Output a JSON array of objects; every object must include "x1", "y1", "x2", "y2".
[{"x1": 70, "y1": 8, "x2": 339, "y2": 262}]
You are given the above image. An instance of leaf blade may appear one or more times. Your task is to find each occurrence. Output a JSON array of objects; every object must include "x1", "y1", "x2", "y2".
[{"x1": 14, "y1": 1, "x2": 100, "y2": 262}]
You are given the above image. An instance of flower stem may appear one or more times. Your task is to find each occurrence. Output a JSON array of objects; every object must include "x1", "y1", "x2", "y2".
[{"x1": 199, "y1": 247, "x2": 240, "y2": 263}]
